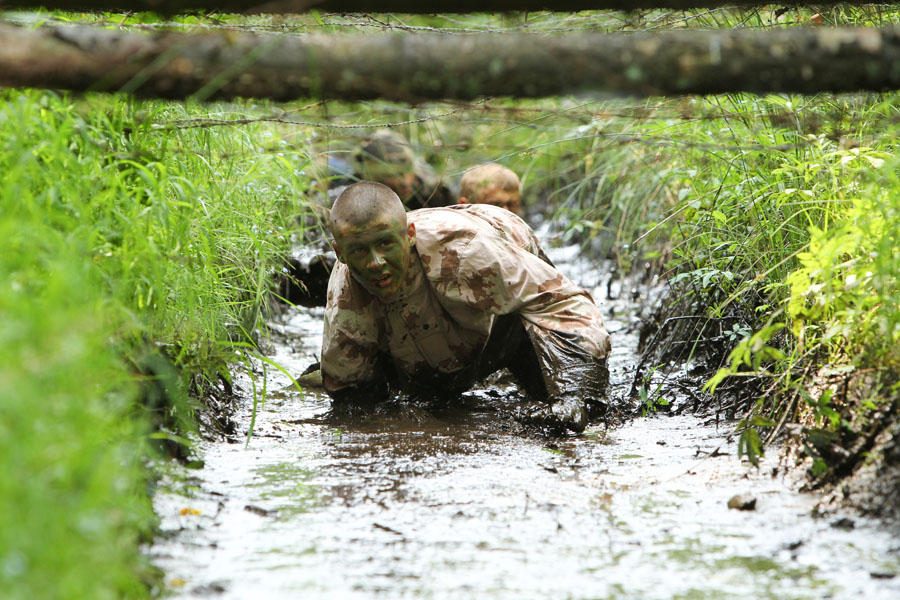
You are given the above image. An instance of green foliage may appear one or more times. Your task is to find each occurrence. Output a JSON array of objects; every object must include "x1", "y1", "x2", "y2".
[
  {"x1": 737, "y1": 414, "x2": 776, "y2": 468},
  {"x1": 0, "y1": 226, "x2": 154, "y2": 599},
  {"x1": 538, "y1": 62, "x2": 896, "y2": 469},
  {"x1": 669, "y1": 97, "x2": 894, "y2": 468},
  {"x1": 705, "y1": 323, "x2": 787, "y2": 394},
  {"x1": 0, "y1": 90, "x2": 311, "y2": 598},
  {"x1": 786, "y1": 185, "x2": 898, "y2": 366},
  {"x1": 636, "y1": 369, "x2": 670, "y2": 416},
  {"x1": 702, "y1": 142, "x2": 897, "y2": 470}
]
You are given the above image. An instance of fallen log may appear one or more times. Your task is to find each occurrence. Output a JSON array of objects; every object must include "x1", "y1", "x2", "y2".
[
  {"x1": 0, "y1": 1, "x2": 875, "y2": 15},
  {"x1": 0, "y1": 23, "x2": 897, "y2": 101}
]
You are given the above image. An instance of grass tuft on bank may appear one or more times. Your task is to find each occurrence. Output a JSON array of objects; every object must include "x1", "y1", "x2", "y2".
[
  {"x1": 0, "y1": 90, "x2": 311, "y2": 598},
  {"x1": 544, "y1": 90, "x2": 898, "y2": 489}
]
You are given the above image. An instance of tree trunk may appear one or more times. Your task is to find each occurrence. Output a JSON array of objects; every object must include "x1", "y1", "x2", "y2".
[
  {"x1": 1, "y1": 23, "x2": 897, "y2": 101},
  {"x1": 0, "y1": 1, "x2": 871, "y2": 15}
]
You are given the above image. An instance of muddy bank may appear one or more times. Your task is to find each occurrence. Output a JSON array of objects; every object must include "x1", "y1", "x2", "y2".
[
  {"x1": 149, "y1": 241, "x2": 899, "y2": 598},
  {"x1": 636, "y1": 275, "x2": 900, "y2": 521}
]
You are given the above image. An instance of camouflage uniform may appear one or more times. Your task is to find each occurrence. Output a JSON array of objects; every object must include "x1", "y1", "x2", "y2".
[{"x1": 321, "y1": 204, "x2": 611, "y2": 415}]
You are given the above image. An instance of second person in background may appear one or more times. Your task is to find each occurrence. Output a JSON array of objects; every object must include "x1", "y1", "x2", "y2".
[{"x1": 354, "y1": 129, "x2": 456, "y2": 210}]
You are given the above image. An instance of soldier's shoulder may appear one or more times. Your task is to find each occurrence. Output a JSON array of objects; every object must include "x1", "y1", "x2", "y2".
[
  {"x1": 409, "y1": 206, "x2": 489, "y2": 244},
  {"x1": 409, "y1": 208, "x2": 486, "y2": 278},
  {"x1": 463, "y1": 203, "x2": 532, "y2": 229}
]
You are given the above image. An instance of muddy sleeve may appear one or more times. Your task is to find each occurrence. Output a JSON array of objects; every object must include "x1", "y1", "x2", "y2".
[
  {"x1": 320, "y1": 263, "x2": 386, "y2": 398},
  {"x1": 434, "y1": 233, "x2": 611, "y2": 399}
]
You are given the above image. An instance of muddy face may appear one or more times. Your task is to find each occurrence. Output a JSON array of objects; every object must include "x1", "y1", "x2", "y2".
[{"x1": 333, "y1": 217, "x2": 416, "y2": 303}]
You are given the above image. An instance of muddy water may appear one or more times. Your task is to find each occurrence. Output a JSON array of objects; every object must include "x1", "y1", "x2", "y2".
[{"x1": 149, "y1": 241, "x2": 899, "y2": 599}]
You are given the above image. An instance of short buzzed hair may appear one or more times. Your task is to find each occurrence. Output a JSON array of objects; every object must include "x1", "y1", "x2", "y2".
[
  {"x1": 460, "y1": 163, "x2": 520, "y2": 201},
  {"x1": 330, "y1": 181, "x2": 407, "y2": 233}
]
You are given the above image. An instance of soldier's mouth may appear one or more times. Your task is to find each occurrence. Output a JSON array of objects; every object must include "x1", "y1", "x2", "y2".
[{"x1": 372, "y1": 275, "x2": 393, "y2": 289}]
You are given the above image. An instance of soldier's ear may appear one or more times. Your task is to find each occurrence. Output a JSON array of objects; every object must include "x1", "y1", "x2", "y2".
[
  {"x1": 407, "y1": 223, "x2": 416, "y2": 246},
  {"x1": 331, "y1": 240, "x2": 344, "y2": 262}
]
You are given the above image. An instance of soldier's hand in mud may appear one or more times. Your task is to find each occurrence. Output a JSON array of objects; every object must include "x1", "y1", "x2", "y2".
[
  {"x1": 550, "y1": 396, "x2": 588, "y2": 433},
  {"x1": 326, "y1": 377, "x2": 390, "y2": 414}
]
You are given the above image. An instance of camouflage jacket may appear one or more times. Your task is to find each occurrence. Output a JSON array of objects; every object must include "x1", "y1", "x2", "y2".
[{"x1": 321, "y1": 204, "x2": 611, "y2": 398}]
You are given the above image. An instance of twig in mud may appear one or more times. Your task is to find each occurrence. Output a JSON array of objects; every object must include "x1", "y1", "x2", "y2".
[
  {"x1": 668, "y1": 380, "x2": 708, "y2": 413},
  {"x1": 694, "y1": 444, "x2": 728, "y2": 458},
  {"x1": 244, "y1": 504, "x2": 278, "y2": 517},
  {"x1": 373, "y1": 522, "x2": 404, "y2": 536}
]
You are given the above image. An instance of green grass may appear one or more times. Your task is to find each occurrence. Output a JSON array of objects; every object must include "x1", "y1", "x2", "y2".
[
  {"x1": 535, "y1": 89, "x2": 897, "y2": 470},
  {"x1": 553, "y1": 89, "x2": 897, "y2": 467},
  {"x1": 1, "y1": 226, "x2": 153, "y2": 599},
  {"x1": 0, "y1": 90, "x2": 313, "y2": 598}
]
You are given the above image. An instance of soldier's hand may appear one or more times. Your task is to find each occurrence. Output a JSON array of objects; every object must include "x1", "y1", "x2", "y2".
[
  {"x1": 514, "y1": 397, "x2": 587, "y2": 435},
  {"x1": 550, "y1": 396, "x2": 588, "y2": 434}
]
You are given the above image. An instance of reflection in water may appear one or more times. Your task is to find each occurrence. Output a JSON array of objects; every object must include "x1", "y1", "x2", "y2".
[
  {"x1": 246, "y1": 463, "x2": 322, "y2": 518},
  {"x1": 149, "y1": 254, "x2": 899, "y2": 599}
]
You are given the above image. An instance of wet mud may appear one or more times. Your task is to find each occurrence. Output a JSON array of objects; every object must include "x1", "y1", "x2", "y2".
[{"x1": 149, "y1": 238, "x2": 899, "y2": 599}]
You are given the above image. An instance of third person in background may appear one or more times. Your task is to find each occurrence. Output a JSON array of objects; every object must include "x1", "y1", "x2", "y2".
[{"x1": 458, "y1": 162, "x2": 523, "y2": 217}]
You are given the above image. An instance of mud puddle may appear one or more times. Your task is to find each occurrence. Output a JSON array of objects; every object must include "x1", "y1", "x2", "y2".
[{"x1": 149, "y1": 240, "x2": 899, "y2": 599}]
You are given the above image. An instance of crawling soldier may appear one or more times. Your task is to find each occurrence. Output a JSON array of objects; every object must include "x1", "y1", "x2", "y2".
[
  {"x1": 458, "y1": 162, "x2": 523, "y2": 216},
  {"x1": 320, "y1": 181, "x2": 611, "y2": 433},
  {"x1": 285, "y1": 130, "x2": 452, "y2": 307},
  {"x1": 354, "y1": 129, "x2": 456, "y2": 210}
]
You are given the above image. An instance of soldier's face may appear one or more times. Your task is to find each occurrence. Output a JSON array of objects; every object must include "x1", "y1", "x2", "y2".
[
  {"x1": 479, "y1": 187, "x2": 522, "y2": 215},
  {"x1": 378, "y1": 172, "x2": 416, "y2": 204},
  {"x1": 333, "y1": 217, "x2": 416, "y2": 302}
]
